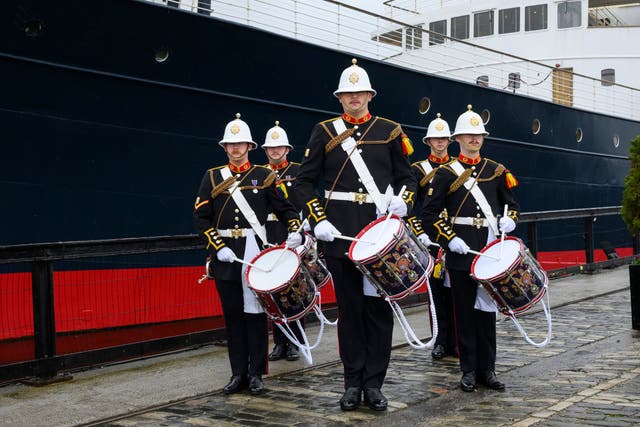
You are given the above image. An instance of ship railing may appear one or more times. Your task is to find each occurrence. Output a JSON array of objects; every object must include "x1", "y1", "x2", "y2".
[
  {"x1": 144, "y1": 0, "x2": 640, "y2": 121},
  {"x1": 0, "y1": 206, "x2": 638, "y2": 384}
]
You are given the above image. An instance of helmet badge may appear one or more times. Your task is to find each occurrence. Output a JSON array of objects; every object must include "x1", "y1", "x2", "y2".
[
  {"x1": 349, "y1": 72, "x2": 360, "y2": 84},
  {"x1": 230, "y1": 124, "x2": 240, "y2": 135}
]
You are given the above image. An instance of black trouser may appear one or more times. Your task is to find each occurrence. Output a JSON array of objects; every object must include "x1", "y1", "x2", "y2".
[
  {"x1": 272, "y1": 318, "x2": 305, "y2": 346},
  {"x1": 215, "y1": 278, "x2": 268, "y2": 377},
  {"x1": 448, "y1": 269, "x2": 496, "y2": 374},
  {"x1": 430, "y1": 276, "x2": 457, "y2": 353},
  {"x1": 326, "y1": 257, "x2": 393, "y2": 390}
]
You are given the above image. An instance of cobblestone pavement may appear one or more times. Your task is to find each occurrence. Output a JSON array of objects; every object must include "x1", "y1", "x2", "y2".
[{"x1": 93, "y1": 289, "x2": 640, "y2": 427}]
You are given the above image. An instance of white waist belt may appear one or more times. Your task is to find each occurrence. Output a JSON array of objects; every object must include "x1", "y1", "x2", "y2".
[
  {"x1": 267, "y1": 213, "x2": 278, "y2": 221},
  {"x1": 325, "y1": 190, "x2": 374, "y2": 204},
  {"x1": 452, "y1": 217, "x2": 497, "y2": 230},
  {"x1": 217, "y1": 228, "x2": 254, "y2": 238}
]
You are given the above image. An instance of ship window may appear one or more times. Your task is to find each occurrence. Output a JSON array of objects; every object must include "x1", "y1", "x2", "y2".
[
  {"x1": 474, "y1": 10, "x2": 494, "y2": 37},
  {"x1": 407, "y1": 25, "x2": 424, "y2": 50},
  {"x1": 375, "y1": 29, "x2": 403, "y2": 47},
  {"x1": 418, "y1": 97, "x2": 431, "y2": 114},
  {"x1": 557, "y1": 1, "x2": 581, "y2": 29},
  {"x1": 481, "y1": 109, "x2": 491, "y2": 125},
  {"x1": 576, "y1": 128, "x2": 583, "y2": 142},
  {"x1": 499, "y1": 7, "x2": 520, "y2": 34},
  {"x1": 525, "y1": 4, "x2": 547, "y2": 31},
  {"x1": 429, "y1": 20, "x2": 446, "y2": 45},
  {"x1": 476, "y1": 75, "x2": 489, "y2": 87},
  {"x1": 613, "y1": 134, "x2": 620, "y2": 148},
  {"x1": 154, "y1": 48, "x2": 170, "y2": 63},
  {"x1": 167, "y1": 0, "x2": 179, "y2": 8},
  {"x1": 601, "y1": 69, "x2": 615, "y2": 86},
  {"x1": 451, "y1": 15, "x2": 470, "y2": 39},
  {"x1": 197, "y1": 0, "x2": 211, "y2": 15},
  {"x1": 532, "y1": 118, "x2": 541, "y2": 134}
]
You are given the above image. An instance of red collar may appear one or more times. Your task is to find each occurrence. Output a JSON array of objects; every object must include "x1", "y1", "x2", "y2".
[
  {"x1": 268, "y1": 160, "x2": 289, "y2": 171},
  {"x1": 229, "y1": 161, "x2": 251, "y2": 173},
  {"x1": 458, "y1": 154, "x2": 481, "y2": 165},
  {"x1": 342, "y1": 112, "x2": 372, "y2": 124},
  {"x1": 429, "y1": 154, "x2": 449, "y2": 164}
]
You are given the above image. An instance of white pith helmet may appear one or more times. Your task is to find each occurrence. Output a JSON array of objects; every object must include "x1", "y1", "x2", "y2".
[
  {"x1": 262, "y1": 121, "x2": 293, "y2": 149},
  {"x1": 333, "y1": 58, "x2": 377, "y2": 98},
  {"x1": 423, "y1": 113, "x2": 451, "y2": 142},
  {"x1": 219, "y1": 113, "x2": 257, "y2": 148},
  {"x1": 451, "y1": 105, "x2": 489, "y2": 137}
]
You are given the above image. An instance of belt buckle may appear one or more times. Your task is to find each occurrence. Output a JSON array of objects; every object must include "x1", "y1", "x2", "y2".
[
  {"x1": 472, "y1": 217, "x2": 484, "y2": 228},
  {"x1": 231, "y1": 229, "x2": 243, "y2": 238},
  {"x1": 354, "y1": 193, "x2": 367, "y2": 204}
]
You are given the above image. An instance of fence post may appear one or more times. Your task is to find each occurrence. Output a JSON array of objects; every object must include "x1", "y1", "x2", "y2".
[
  {"x1": 527, "y1": 222, "x2": 538, "y2": 258},
  {"x1": 584, "y1": 217, "x2": 595, "y2": 265},
  {"x1": 30, "y1": 260, "x2": 61, "y2": 382}
]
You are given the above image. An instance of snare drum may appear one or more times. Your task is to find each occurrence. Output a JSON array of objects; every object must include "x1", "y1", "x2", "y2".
[
  {"x1": 348, "y1": 215, "x2": 433, "y2": 300},
  {"x1": 296, "y1": 233, "x2": 333, "y2": 290},
  {"x1": 470, "y1": 236, "x2": 548, "y2": 317},
  {"x1": 246, "y1": 247, "x2": 318, "y2": 322}
]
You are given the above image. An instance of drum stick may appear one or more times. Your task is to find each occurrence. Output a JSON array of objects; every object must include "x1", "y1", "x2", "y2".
[
  {"x1": 232, "y1": 257, "x2": 269, "y2": 272},
  {"x1": 426, "y1": 242, "x2": 500, "y2": 260},
  {"x1": 500, "y1": 204, "x2": 508, "y2": 259},
  {"x1": 268, "y1": 218, "x2": 309, "y2": 271},
  {"x1": 332, "y1": 234, "x2": 375, "y2": 244}
]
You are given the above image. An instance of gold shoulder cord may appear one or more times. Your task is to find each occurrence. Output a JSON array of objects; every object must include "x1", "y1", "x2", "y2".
[
  {"x1": 420, "y1": 168, "x2": 438, "y2": 187},
  {"x1": 477, "y1": 163, "x2": 505, "y2": 182}
]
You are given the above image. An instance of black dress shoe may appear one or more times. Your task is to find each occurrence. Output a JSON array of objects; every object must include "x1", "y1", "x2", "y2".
[
  {"x1": 481, "y1": 371, "x2": 506, "y2": 391},
  {"x1": 431, "y1": 344, "x2": 446, "y2": 360},
  {"x1": 339, "y1": 387, "x2": 361, "y2": 411},
  {"x1": 223, "y1": 375, "x2": 247, "y2": 395},
  {"x1": 364, "y1": 388, "x2": 388, "y2": 411},
  {"x1": 268, "y1": 343, "x2": 285, "y2": 361},
  {"x1": 460, "y1": 371, "x2": 476, "y2": 392},
  {"x1": 285, "y1": 343, "x2": 299, "y2": 361},
  {"x1": 248, "y1": 375, "x2": 264, "y2": 395}
]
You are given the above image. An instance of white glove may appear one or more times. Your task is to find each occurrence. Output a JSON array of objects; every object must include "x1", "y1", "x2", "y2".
[
  {"x1": 417, "y1": 233, "x2": 432, "y2": 247},
  {"x1": 499, "y1": 216, "x2": 516, "y2": 234},
  {"x1": 286, "y1": 232, "x2": 303, "y2": 248},
  {"x1": 387, "y1": 196, "x2": 408, "y2": 217},
  {"x1": 216, "y1": 247, "x2": 236, "y2": 263},
  {"x1": 302, "y1": 221, "x2": 311, "y2": 232},
  {"x1": 448, "y1": 236, "x2": 469, "y2": 255},
  {"x1": 314, "y1": 220, "x2": 341, "y2": 242}
]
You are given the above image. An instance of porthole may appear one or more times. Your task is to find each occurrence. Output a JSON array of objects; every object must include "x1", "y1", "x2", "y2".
[
  {"x1": 418, "y1": 97, "x2": 431, "y2": 114},
  {"x1": 480, "y1": 109, "x2": 491, "y2": 125},
  {"x1": 576, "y1": 128, "x2": 583, "y2": 142},
  {"x1": 24, "y1": 20, "x2": 44, "y2": 38},
  {"x1": 532, "y1": 118, "x2": 541, "y2": 135},
  {"x1": 613, "y1": 134, "x2": 620, "y2": 148},
  {"x1": 154, "y1": 48, "x2": 170, "y2": 63}
]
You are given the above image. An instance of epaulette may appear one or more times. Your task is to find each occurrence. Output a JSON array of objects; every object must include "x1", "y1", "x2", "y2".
[
  {"x1": 263, "y1": 170, "x2": 276, "y2": 187},
  {"x1": 211, "y1": 175, "x2": 236, "y2": 199},
  {"x1": 477, "y1": 159, "x2": 505, "y2": 183},
  {"x1": 448, "y1": 167, "x2": 474, "y2": 194},
  {"x1": 319, "y1": 116, "x2": 342, "y2": 125},
  {"x1": 325, "y1": 127, "x2": 356, "y2": 153},
  {"x1": 419, "y1": 168, "x2": 438, "y2": 188},
  {"x1": 375, "y1": 116, "x2": 400, "y2": 126}
]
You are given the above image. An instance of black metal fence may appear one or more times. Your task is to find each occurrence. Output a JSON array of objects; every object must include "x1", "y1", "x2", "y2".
[{"x1": 0, "y1": 206, "x2": 638, "y2": 385}]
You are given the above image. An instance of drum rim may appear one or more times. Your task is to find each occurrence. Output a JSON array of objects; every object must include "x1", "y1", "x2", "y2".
[
  {"x1": 470, "y1": 236, "x2": 523, "y2": 282},
  {"x1": 348, "y1": 214, "x2": 403, "y2": 262},
  {"x1": 245, "y1": 246, "x2": 302, "y2": 292}
]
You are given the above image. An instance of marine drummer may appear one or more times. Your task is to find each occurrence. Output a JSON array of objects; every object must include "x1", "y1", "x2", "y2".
[
  {"x1": 406, "y1": 113, "x2": 458, "y2": 360},
  {"x1": 193, "y1": 113, "x2": 302, "y2": 396},
  {"x1": 261, "y1": 120, "x2": 305, "y2": 363},
  {"x1": 294, "y1": 59, "x2": 417, "y2": 411},
  {"x1": 421, "y1": 105, "x2": 520, "y2": 392}
]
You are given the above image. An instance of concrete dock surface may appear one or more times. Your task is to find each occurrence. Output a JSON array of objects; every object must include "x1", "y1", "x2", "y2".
[{"x1": 0, "y1": 266, "x2": 638, "y2": 426}]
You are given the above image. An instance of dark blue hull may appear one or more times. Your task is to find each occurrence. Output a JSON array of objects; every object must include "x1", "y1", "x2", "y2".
[{"x1": 0, "y1": 0, "x2": 636, "y2": 249}]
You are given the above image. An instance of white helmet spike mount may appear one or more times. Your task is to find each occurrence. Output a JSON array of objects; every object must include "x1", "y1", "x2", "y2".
[
  {"x1": 262, "y1": 120, "x2": 293, "y2": 149},
  {"x1": 333, "y1": 58, "x2": 377, "y2": 98},
  {"x1": 451, "y1": 105, "x2": 489, "y2": 137},
  {"x1": 219, "y1": 113, "x2": 258, "y2": 148},
  {"x1": 423, "y1": 113, "x2": 451, "y2": 142}
]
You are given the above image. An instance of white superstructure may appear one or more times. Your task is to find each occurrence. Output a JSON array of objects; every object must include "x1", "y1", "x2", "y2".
[{"x1": 146, "y1": 0, "x2": 640, "y2": 120}]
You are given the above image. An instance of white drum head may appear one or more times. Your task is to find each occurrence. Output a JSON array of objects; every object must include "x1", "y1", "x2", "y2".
[
  {"x1": 247, "y1": 249, "x2": 299, "y2": 291},
  {"x1": 350, "y1": 217, "x2": 401, "y2": 262},
  {"x1": 472, "y1": 239, "x2": 520, "y2": 280}
]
